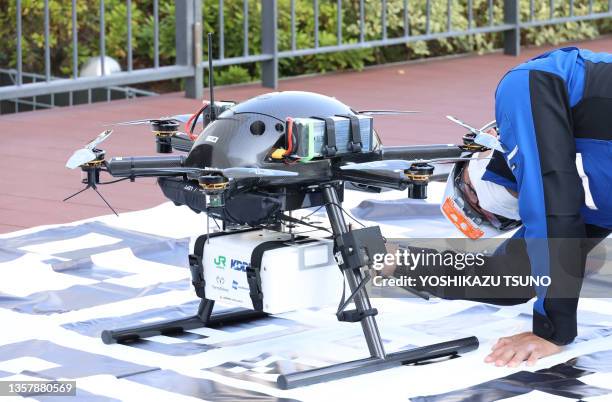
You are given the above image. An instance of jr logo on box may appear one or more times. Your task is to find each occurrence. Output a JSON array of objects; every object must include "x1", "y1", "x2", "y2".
[{"x1": 214, "y1": 256, "x2": 226, "y2": 269}]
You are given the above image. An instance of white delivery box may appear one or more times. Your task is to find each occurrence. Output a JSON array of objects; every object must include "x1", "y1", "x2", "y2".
[{"x1": 202, "y1": 229, "x2": 344, "y2": 314}]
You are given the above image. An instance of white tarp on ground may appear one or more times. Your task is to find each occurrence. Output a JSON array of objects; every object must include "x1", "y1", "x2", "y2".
[{"x1": 1, "y1": 183, "x2": 612, "y2": 402}]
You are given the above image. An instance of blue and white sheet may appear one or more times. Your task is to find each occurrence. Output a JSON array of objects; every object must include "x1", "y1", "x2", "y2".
[{"x1": 1, "y1": 184, "x2": 611, "y2": 402}]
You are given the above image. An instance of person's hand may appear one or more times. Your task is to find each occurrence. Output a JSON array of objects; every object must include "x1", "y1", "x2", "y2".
[
  {"x1": 485, "y1": 332, "x2": 562, "y2": 367},
  {"x1": 380, "y1": 243, "x2": 399, "y2": 277}
]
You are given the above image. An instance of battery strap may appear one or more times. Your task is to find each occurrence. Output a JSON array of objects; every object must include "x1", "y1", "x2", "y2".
[
  {"x1": 311, "y1": 116, "x2": 337, "y2": 156},
  {"x1": 190, "y1": 229, "x2": 259, "y2": 300},
  {"x1": 189, "y1": 233, "x2": 217, "y2": 299},
  {"x1": 248, "y1": 241, "x2": 289, "y2": 311},
  {"x1": 336, "y1": 114, "x2": 362, "y2": 152}
]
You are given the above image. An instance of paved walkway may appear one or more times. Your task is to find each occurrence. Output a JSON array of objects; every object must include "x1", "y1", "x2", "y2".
[{"x1": 1, "y1": 37, "x2": 611, "y2": 233}]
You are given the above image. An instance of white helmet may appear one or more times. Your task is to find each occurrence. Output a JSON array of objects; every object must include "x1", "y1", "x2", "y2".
[{"x1": 441, "y1": 154, "x2": 521, "y2": 239}]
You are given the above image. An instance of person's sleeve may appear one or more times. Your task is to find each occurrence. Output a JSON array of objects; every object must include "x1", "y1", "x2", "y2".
[{"x1": 495, "y1": 69, "x2": 586, "y2": 345}]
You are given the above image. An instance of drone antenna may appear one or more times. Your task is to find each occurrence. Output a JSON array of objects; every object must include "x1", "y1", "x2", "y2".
[{"x1": 207, "y1": 32, "x2": 216, "y2": 122}]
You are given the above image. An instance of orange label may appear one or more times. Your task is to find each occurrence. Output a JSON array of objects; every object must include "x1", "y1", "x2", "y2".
[{"x1": 442, "y1": 197, "x2": 485, "y2": 240}]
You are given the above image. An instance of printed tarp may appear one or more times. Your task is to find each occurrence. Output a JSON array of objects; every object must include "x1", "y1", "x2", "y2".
[{"x1": 1, "y1": 184, "x2": 611, "y2": 401}]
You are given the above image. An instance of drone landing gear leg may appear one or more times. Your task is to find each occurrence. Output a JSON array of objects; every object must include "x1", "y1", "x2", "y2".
[
  {"x1": 101, "y1": 298, "x2": 267, "y2": 344},
  {"x1": 276, "y1": 184, "x2": 479, "y2": 389},
  {"x1": 63, "y1": 163, "x2": 118, "y2": 216}
]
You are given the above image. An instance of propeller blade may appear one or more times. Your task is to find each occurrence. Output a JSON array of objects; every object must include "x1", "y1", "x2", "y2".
[
  {"x1": 340, "y1": 160, "x2": 414, "y2": 172},
  {"x1": 129, "y1": 167, "x2": 206, "y2": 176},
  {"x1": 340, "y1": 157, "x2": 477, "y2": 173},
  {"x1": 473, "y1": 132, "x2": 505, "y2": 152},
  {"x1": 105, "y1": 117, "x2": 182, "y2": 127},
  {"x1": 479, "y1": 119, "x2": 497, "y2": 132},
  {"x1": 66, "y1": 148, "x2": 97, "y2": 169},
  {"x1": 85, "y1": 129, "x2": 113, "y2": 150},
  {"x1": 104, "y1": 118, "x2": 156, "y2": 126},
  {"x1": 426, "y1": 156, "x2": 486, "y2": 164},
  {"x1": 66, "y1": 129, "x2": 112, "y2": 169},
  {"x1": 446, "y1": 115, "x2": 505, "y2": 152},
  {"x1": 446, "y1": 115, "x2": 480, "y2": 134},
  {"x1": 358, "y1": 110, "x2": 420, "y2": 116},
  {"x1": 222, "y1": 167, "x2": 298, "y2": 179},
  {"x1": 170, "y1": 114, "x2": 204, "y2": 123}
]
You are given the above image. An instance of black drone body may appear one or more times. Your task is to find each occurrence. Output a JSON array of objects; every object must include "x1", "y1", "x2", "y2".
[
  {"x1": 65, "y1": 31, "x2": 502, "y2": 228},
  {"x1": 63, "y1": 33, "x2": 505, "y2": 389},
  {"x1": 159, "y1": 91, "x2": 378, "y2": 224},
  {"x1": 63, "y1": 87, "x2": 500, "y2": 389},
  {"x1": 187, "y1": 91, "x2": 355, "y2": 170},
  {"x1": 65, "y1": 89, "x2": 495, "y2": 227}
]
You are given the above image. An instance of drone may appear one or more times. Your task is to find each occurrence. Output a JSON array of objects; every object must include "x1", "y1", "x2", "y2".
[{"x1": 65, "y1": 33, "x2": 503, "y2": 390}]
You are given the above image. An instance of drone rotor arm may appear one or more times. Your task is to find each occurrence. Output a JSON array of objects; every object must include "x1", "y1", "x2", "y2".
[{"x1": 103, "y1": 156, "x2": 190, "y2": 178}]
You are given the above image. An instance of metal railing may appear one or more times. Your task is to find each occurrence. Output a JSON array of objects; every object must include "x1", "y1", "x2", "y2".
[
  {"x1": 0, "y1": 68, "x2": 156, "y2": 113},
  {"x1": 2, "y1": 0, "x2": 612, "y2": 106}
]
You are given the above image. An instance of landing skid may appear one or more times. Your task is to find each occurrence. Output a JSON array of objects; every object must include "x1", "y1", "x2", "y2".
[{"x1": 101, "y1": 183, "x2": 479, "y2": 389}]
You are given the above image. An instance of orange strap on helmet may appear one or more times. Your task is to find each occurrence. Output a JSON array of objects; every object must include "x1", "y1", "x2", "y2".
[{"x1": 441, "y1": 196, "x2": 485, "y2": 240}]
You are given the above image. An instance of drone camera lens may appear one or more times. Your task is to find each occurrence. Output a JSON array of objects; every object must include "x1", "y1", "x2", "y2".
[{"x1": 250, "y1": 121, "x2": 266, "y2": 136}]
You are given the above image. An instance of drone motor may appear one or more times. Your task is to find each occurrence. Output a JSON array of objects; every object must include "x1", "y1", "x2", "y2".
[
  {"x1": 151, "y1": 119, "x2": 181, "y2": 154},
  {"x1": 406, "y1": 162, "x2": 435, "y2": 199},
  {"x1": 460, "y1": 132, "x2": 489, "y2": 152},
  {"x1": 80, "y1": 149, "x2": 106, "y2": 186},
  {"x1": 198, "y1": 175, "x2": 229, "y2": 208}
]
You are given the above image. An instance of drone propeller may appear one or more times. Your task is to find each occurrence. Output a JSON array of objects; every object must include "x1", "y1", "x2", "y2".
[
  {"x1": 105, "y1": 114, "x2": 205, "y2": 126},
  {"x1": 340, "y1": 157, "x2": 477, "y2": 173},
  {"x1": 358, "y1": 110, "x2": 420, "y2": 116},
  {"x1": 446, "y1": 115, "x2": 505, "y2": 152},
  {"x1": 65, "y1": 129, "x2": 119, "y2": 214},
  {"x1": 86, "y1": 129, "x2": 113, "y2": 149},
  {"x1": 130, "y1": 166, "x2": 299, "y2": 179},
  {"x1": 105, "y1": 117, "x2": 183, "y2": 127},
  {"x1": 170, "y1": 114, "x2": 204, "y2": 124},
  {"x1": 66, "y1": 129, "x2": 113, "y2": 169},
  {"x1": 479, "y1": 119, "x2": 497, "y2": 132}
]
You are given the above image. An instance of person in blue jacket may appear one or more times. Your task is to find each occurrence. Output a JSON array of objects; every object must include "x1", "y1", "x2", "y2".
[{"x1": 441, "y1": 47, "x2": 612, "y2": 367}]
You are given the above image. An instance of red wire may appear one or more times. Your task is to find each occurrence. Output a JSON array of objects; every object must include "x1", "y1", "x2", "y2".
[
  {"x1": 284, "y1": 117, "x2": 294, "y2": 156},
  {"x1": 185, "y1": 114, "x2": 198, "y2": 141},
  {"x1": 186, "y1": 101, "x2": 210, "y2": 141}
]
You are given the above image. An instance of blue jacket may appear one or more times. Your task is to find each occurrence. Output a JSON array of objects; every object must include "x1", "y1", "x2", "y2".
[{"x1": 487, "y1": 48, "x2": 612, "y2": 344}]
